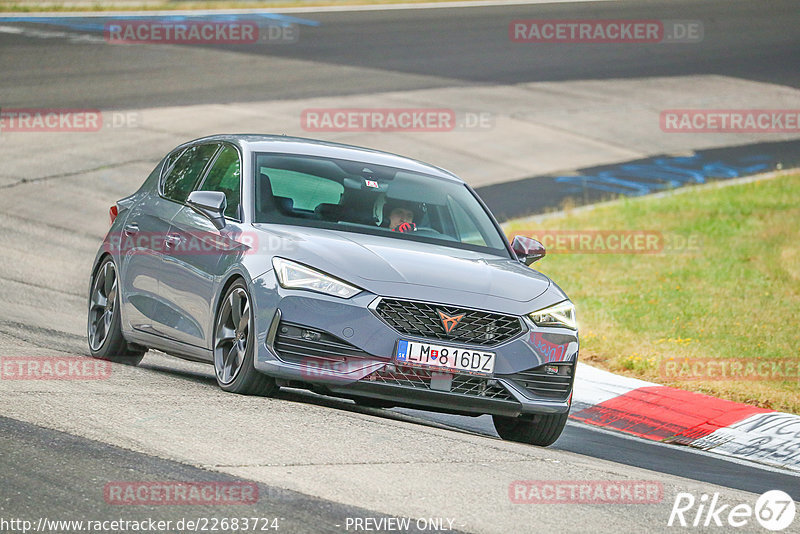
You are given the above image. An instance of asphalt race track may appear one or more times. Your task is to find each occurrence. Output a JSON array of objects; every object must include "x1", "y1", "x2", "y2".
[
  {"x1": 1, "y1": 415, "x2": 448, "y2": 534},
  {"x1": 0, "y1": 0, "x2": 799, "y2": 532},
  {"x1": 1, "y1": 0, "x2": 799, "y2": 108}
]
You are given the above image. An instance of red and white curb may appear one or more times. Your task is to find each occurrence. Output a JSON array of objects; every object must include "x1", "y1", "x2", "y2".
[{"x1": 570, "y1": 363, "x2": 800, "y2": 473}]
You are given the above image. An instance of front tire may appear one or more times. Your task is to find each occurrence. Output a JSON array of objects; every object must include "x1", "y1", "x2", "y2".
[
  {"x1": 87, "y1": 258, "x2": 145, "y2": 365},
  {"x1": 213, "y1": 280, "x2": 278, "y2": 396},
  {"x1": 493, "y1": 411, "x2": 569, "y2": 447}
]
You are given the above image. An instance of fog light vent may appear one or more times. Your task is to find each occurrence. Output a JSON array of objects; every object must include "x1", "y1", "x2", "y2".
[{"x1": 301, "y1": 329, "x2": 321, "y2": 341}]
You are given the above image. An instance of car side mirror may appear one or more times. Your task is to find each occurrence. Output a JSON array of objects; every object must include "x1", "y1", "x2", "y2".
[
  {"x1": 511, "y1": 235, "x2": 545, "y2": 265},
  {"x1": 187, "y1": 191, "x2": 227, "y2": 230}
]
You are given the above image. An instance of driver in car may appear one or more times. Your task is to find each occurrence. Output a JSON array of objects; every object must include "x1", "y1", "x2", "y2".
[{"x1": 386, "y1": 202, "x2": 417, "y2": 233}]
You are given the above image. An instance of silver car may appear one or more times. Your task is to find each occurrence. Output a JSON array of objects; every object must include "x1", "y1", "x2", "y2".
[{"x1": 88, "y1": 135, "x2": 579, "y2": 446}]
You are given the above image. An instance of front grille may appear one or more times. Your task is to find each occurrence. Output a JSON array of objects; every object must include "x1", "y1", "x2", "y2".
[
  {"x1": 505, "y1": 361, "x2": 574, "y2": 400},
  {"x1": 373, "y1": 298, "x2": 523, "y2": 347},
  {"x1": 364, "y1": 365, "x2": 514, "y2": 401},
  {"x1": 273, "y1": 323, "x2": 370, "y2": 364}
]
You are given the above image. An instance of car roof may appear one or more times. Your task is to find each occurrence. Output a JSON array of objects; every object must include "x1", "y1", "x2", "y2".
[{"x1": 183, "y1": 134, "x2": 464, "y2": 184}]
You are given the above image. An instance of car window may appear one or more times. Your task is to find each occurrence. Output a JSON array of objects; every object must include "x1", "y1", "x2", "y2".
[
  {"x1": 163, "y1": 147, "x2": 185, "y2": 178},
  {"x1": 162, "y1": 144, "x2": 219, "y2": 204},
  {"x1": 448, "y1": 195, "x2": 488, "y2": 246},
  {"x1": 253, "y1": 153, "x2": 508, "y2": 256},
  {"x1": 263, "y1": 167, "x2": 344, "y2": 211},
  {"x1": 199, "y1": 145, "x2": 241, "y2": 219}
]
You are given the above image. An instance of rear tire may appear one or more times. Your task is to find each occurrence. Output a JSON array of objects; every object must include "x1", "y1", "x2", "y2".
[
  {"x1": 87, "y1": 258, "x2": 145, "y2": 365},
  {"x1": 213, "y1": 280, "x2": 278, "y2": 396},
  {"x1": 493, "y1": 411, "x2": 569, "y2": 447}
]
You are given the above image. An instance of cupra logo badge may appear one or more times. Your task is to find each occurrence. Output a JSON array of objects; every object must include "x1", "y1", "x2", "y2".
[{"x1": 437, "y1": 310, "x2": 465, "y2": 334}]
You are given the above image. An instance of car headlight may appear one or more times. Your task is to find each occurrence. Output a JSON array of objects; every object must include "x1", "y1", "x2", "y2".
[
  {"x1": 528, "y1": 301, "x2": 577, "y2": 330},
  {"x1": 272, "y1": 257, "x2": 362, "y2": 298}
]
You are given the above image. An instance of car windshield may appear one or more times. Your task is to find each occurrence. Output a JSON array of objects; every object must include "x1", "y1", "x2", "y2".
[{"x1": 252, "y1": 153, "x2": 510, "y2": 256}]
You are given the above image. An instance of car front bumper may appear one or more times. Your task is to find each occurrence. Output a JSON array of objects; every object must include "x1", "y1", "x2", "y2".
[{"x1": 251, "y1": 279, "x2": 578, "y2": 417}]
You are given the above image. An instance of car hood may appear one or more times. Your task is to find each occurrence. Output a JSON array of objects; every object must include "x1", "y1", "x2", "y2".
[{"x1": 252, "y1": 224, "x2": 550, "y2": 303}]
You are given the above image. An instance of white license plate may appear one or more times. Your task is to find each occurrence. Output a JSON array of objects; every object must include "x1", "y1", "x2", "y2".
[{"x1": 395, "y1": 340, "x2": 495, "y2": 376}]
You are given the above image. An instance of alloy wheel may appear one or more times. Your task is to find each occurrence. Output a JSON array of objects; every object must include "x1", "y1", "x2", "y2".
[
  {"x1": 88, "y1": 261, "x2": 118, "y2": 351},
  {"x1": 214, "y1": 287, "x2": 251, "y2": 385}
]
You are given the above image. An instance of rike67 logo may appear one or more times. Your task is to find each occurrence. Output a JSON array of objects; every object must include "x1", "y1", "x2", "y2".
[{"x1": 668, "y1": 490, "x2": 796, "y2": 531}]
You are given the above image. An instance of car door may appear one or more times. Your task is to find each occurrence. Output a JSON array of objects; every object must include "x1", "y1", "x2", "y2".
[
  {"x1": 158, "y1": 143, "x2": 246, "y2": 349},
  {"x1": 119, "y1": 151, "x2": 186, "y2": 333},
  {"x1": 130, "y1": 142, "x2": 221, "y2": 339}
]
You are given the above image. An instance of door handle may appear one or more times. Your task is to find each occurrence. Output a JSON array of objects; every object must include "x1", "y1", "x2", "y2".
[
  {"x1": 123, "y1": 223, "x2": 139, "y2": 236},
  {"x1": 164, "y1": 234, "x2": 182, "y2": 249}
]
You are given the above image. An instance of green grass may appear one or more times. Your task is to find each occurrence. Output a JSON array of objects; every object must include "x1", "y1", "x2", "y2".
[{"x1": 505, "y1": 173, "x2": 800, "y2": 414}]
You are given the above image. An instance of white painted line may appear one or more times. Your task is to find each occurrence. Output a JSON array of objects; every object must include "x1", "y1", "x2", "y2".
[
  {"x1": 567, "y1": 419, "x2": 800, "y2": 478},
  {"x1": 573, "y1": 362, "x2": 655, "y2": 406},
  {"x1": 0, "y1": 25, "x2": 105, "y2": 42},
  {"x1": 0, "y1": 0, "x2": 620, "y2": 18},
  {"x1": 570, "y1": 362, "x2": 800, "y2": 474},
  {"x1": 690, "y1": 413, "x2": 800, "y2": 473}
]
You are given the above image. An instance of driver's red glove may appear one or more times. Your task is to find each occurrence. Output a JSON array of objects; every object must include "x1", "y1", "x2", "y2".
[{"x1": 395, "y1": 222, "x2": 416, "y2": 233}]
